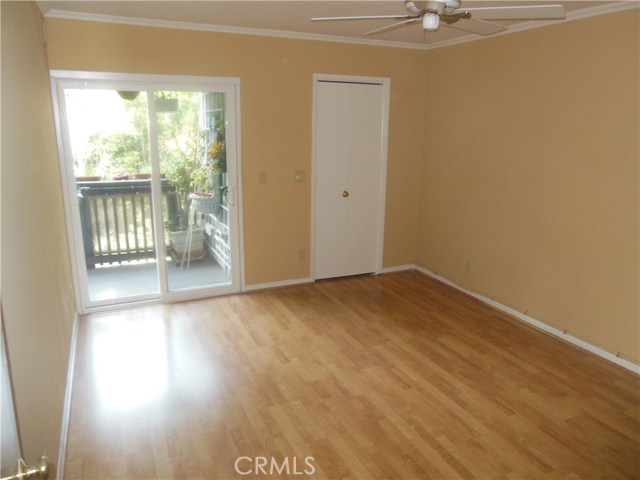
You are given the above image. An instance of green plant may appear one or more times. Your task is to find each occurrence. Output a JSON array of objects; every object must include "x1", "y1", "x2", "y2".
[
  {"x1": 207, "y1": 139, "x2": 226, "y2": 174},
  {"x1": 163, "y1": 130, "x2": 206, "y2": 230},
  {"x1": 165, "y1": 154, "x2": 197, "y2": 197},
  {"x1": 190, "y1": 164, "x2": 214, "y2": 195},
  {"x1": 164, "y1": 218, "x2": 182, "y2": 233},
  {"x1": 191, "y1": 133, "x2": 226, "y2": 195}
]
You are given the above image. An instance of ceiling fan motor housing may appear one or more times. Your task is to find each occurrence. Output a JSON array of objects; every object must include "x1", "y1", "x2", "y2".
[{"x1": 404, "y1": 0, "x2": 462, "y2": 15}]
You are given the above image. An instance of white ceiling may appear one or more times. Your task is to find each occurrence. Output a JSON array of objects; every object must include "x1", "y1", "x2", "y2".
[{"x1": 38, "y1": 1, "x2": 627, "y2": 49}]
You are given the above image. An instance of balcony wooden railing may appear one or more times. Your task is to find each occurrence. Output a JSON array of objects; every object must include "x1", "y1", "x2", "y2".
[{"x1": 77, "y1": 179, "x2": 179, "y2": 267}]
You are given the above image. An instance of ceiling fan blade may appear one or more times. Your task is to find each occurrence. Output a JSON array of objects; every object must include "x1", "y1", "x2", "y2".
[
  {"x1": 444, "y1": 18, "x2": 507, "y2": 36},
  {"x1": 459, "y1": 5, "x2": 565, "y2": 20},
  {"x1": 365, "y1": 17, "x2": 421, "y2": 36},
  {"x1": 311, "y1": 14, "x2": 413, "y2": 22}
]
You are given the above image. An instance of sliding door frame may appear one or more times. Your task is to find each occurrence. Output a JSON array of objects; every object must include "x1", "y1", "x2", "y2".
[{"x1": 50, "y1": 71, "x2": 244, "y2": 313}]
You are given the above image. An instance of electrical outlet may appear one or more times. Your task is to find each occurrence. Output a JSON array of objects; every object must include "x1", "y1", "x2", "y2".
[
  {"x1": 259, "y1": 171, "x2": 267, "y2": 184},
  {"x1": 298, "y1": 249, "x2": 306, "y2": 262},
  {"x1": 465, "y1": 260, "x2": 471, "y2": 273}
]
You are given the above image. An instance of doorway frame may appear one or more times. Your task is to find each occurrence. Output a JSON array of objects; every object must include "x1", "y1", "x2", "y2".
[
  {"x1": 50, "y1": 71, "x2": 244, "y2": 313},
  {"x1": 310, "y1": 73, "x2": 390, "y2": 280}
]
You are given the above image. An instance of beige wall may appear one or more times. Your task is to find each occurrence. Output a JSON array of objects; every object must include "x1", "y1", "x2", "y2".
[
  {"x1": 1, "y1": 1, "x2": 76, "y2": 472},
  {"x1": 45, "y1": 19, "x2": 425, "y2": 285},
  {"x1": 43, "y1": 10, "x2": 639, "y2": 363},
  {"x1": 418, "y1": 10, "x2": 639, "y2": 362}
]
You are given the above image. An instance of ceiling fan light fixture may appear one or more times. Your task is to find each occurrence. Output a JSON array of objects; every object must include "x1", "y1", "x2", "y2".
[{"x1": 422, "y1": 13, "x2": 440, "y2": 31}]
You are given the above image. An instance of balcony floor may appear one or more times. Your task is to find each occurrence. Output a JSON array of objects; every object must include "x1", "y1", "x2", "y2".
[{"x1": 87, "y1": 253, "x2": 229, "y2": 302}]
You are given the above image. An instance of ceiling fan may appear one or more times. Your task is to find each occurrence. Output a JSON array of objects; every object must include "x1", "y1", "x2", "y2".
[{"x1": 311, "y1": 1, "x2": 565, "y2": 37}]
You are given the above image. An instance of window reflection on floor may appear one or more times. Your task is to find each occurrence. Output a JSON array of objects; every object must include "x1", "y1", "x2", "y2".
[{"x1": 92, "y1": 316, "x2": 168, "y2": 408}]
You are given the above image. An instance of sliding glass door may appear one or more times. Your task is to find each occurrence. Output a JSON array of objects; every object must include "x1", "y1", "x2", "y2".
[
  {"x1": 52, "y1": 73, "x2": 241, "y2": 310},
  {"x1": 155, "y1": 90, "x2": 231, "y2": 292}
]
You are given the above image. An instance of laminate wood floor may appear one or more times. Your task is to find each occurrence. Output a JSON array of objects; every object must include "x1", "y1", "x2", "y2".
[{"x1": 64, "y1": 271, "x2": 640, "y2": 479}]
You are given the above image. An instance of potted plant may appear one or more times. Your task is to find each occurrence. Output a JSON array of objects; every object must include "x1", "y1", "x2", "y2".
[
  {"x1": 164, "y1": 134, "x2": 207, "y2": 262},
  {"x1": 164, "y1": 218, "x2": 205, "y2": 262},
  {"x1": 189, "y1": 162, "x2": 218, "y2": 214},
  {"x1": 207, "y1": 136, "x2": 226, "y2": 175},
  {"x1": 163, "y1": 127, "x2": 227, "y2": 261},
  {"x1": 190, "y1": 134, "x2": 226, "y2": 214}
]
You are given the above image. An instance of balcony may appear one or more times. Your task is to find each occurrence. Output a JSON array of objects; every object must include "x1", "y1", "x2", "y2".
[
  {"x1": 77, "y1": 178, "x2": 176, "y2": 266},
  {"x1": 76, "y1": 179, "x2": 228, "y2": 301}
]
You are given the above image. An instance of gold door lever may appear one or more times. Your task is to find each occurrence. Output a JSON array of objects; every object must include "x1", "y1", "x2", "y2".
[{"x1": 342, "y1": 191, "x2": 349, "y2": 198}]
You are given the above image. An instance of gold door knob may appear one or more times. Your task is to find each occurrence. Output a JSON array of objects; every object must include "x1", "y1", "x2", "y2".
[{"x1": 342, "y1": 190, "x2": 349, "y2": 198}]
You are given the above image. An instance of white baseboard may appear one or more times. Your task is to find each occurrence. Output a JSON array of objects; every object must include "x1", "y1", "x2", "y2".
[
  {"x1": 243, "y1": 277, "x2": 313, "y2": 292},
  {"x1": 410, "y1": 264, "x2": 639, "y2": 374},
  {"x1": 57, "y1": 312, "x2": 79, "y2": 480},
  {"x1": 382, "y1": 264, "x2": 416, "y2": 274}
]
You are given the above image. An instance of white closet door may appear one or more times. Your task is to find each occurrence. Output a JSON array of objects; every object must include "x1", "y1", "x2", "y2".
[{"x1": 314, "y1": 79, "x2": 387, "y2": 280}]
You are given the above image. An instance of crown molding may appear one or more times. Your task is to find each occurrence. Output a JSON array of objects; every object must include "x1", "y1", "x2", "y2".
[
  {"x1": 43, "y1": 9, "x2": 428, "y2": 51},
  {"x1": 44, "y1": 1, "x2": 639, "y2": 53}
]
